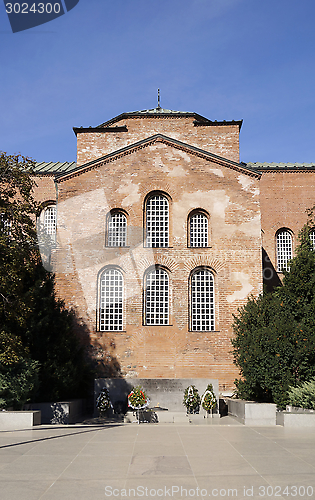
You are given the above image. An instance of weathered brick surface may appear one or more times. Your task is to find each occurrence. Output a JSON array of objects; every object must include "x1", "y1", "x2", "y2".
[
  {"x1": 31, "y1": 175, "x2": 56, "y2": 207},
  {"x1": 260, "y1": 171, "x2": 315, "y2": 273},
  {"x1": 53, "y1": 137, "x2": 261, "y2": 390},
  {"x1": 76, "y1": 117, "x2": 240, "y2": 166},
  {"x1": 32, "y1": 113, "x2": 315, "y2": 392}
]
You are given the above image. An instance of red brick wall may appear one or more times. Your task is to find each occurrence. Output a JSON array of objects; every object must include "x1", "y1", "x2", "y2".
[
  {"x1": 30, "y1": 120, "x2": 315, "y2": 392},
  {"x1": 54, "y1": 141, "x2": 261, "y2": 390},
  {"x1": 76, "y1": 117, "x2": 240, "y2": 166},
  {"x1": 260, "y1": 171, "x2": 315, "y2": 271},
  {"x1": 32, "y1": 175, "x2": 56, "y2": 206}
]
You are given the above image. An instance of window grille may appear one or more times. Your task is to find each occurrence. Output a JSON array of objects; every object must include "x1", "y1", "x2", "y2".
[
  {"x1": 145, "y1": 268, "x2": 169, "y2": 325},
  {"x1": 190, "y1": 212, "x2": 208, "y2": 247},
  {"x1": 276, "y1": 230, "x2": 292, "y2": 272},
  {"x1": 99, "y1": 268, "x2": 124, "y2": 331},
  {"x1": 0, "y1": 213, "x2": 11, "y2": 235},
  {"x1": 44, "y1": 206, "x2": 56, "y2": 236},
  {"x1": 107, "y1": 212, "x2": 127, "y2": 247},
  {"x1": 146, "y1": 195, "x2": 169, "y2": 247},
  {"x1": 310, "y1": 230, "x2": 315, "y2": 250},
  {"x1": 190, "y1": 269, "x2": 215, "y2": 331}
]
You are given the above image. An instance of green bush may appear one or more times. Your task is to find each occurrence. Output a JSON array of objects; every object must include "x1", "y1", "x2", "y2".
[
  {"x1": 232, "y1": 224, "x2": 315, "y2": 409},
  {"x1": 0, "y1": 359, "x2": 39, "y2": 410},
  {"x1": 287, "y1": 379, "x2": 315, "y2": 410}
]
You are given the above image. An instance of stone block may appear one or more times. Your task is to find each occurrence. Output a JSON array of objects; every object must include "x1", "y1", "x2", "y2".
[
  {"x1": 0, "y1": 411, "x2": 41, "y2": 430},
  {"x1": 226, "y1": 398, "x2": 277, "y2": 426},
  {"x1": 24, "y1": 399, "x2": 84, "y2": 424}
]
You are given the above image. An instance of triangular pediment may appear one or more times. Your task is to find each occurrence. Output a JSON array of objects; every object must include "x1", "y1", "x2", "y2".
[{"x1": 55, "y1": 134, "x2": 260, "y2": 183}]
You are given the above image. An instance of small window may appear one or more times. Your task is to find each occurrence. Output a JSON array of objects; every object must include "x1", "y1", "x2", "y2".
[
  {"x1": 44, "y1": 206, "x2": 56, "y2": 237},
  {"x1": 99, "y1": 268, "x2": 124, "y2": 331},
  {"x1": 310, "y1": 229, "x2": 315, "y2": 250},
  {"x1": 190, "y1": 268, "x2": 215, "y2": 331},
  {"x1": 107, "y1": 211, "x2": 127, "y2": 247},
  {"x1": 276, "y1": 230, "x2": 292, "y2": 272},
  {"x1": 189, "y1": 211, "x2": 208, "y2": 247},
  {"x1": 145, "y1": 194, "x2": 169, "y2": 248},
  {"x1": 144, "y1": 267, "x2": 169, "y2": 325},
  {"x1": 0, "y1": 213, "x2": 11, "y2": 236}
]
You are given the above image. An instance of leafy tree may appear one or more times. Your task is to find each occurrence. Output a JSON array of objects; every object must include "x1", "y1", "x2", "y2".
[
  {"x1": 0, "y1": 152, "x2": 93, "y2": 407},
  {"x1": 0, "y1": 152, "x2": 39, "y2": 335},
  {"x1": 0, "y1": 330, "x2": 39, "y2": 409},
  {"x1": 232, "y1": 224, "x2": 315, "y2": 408},
  {"x1": 22, "y1": 265, "x2": 93, "y2": 402}
]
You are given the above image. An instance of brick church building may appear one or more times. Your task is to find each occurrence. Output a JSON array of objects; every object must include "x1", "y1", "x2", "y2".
[{"x1": 32, "y1": 105, "x2": 315, "y2": 391}]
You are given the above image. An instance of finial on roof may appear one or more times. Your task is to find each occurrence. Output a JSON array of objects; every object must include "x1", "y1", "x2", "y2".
[{"x1": 157, "y1": 88, "x2": 161, "y2": 109}]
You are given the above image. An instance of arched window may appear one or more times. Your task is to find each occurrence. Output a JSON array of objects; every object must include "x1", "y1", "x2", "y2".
[
  {"x1": 99, "y1": 268, "x2": 124, "y2": 331},
  {"x1": 189, "y1": 211, "x2": 208, "y2": 247},
  {"x1": 107, "y1": 211, "x2": 127, "y2": 247},
  {"x1": 276, "y1": 230, "x2": 292, "y2": 272},
  {"x1": 190, "y1": 268, "x2": 215, "y2": 331},
  {"x1": 0, "y1": 213, "x2": 11, "y2": 236},
  {"x1": 310, "y1": 229, "x2": 315, "y2": 250},
  {"x1": 144, "y1": 267, "x2": 169, "y2": 325},
  {"x1": 44, "y1": 205, "x2": 56, "y2": 238},
  {"x1": 145, "y1": 194, "x2": 169, "y2": 247}
]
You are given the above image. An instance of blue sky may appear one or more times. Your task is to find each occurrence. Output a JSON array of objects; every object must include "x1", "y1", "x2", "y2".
[{"x1": 1, "y1": 0, "x2": 315, "y2": 164}]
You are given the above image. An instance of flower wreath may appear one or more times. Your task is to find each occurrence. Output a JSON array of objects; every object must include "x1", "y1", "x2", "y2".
[
  {"x1": 96, "y1": 387, "x2": 113, "y2": 414},
  {"x1": 183, "y1": 385, "x2": 200, "y2": 412},
  {"x1": 201, "y1": 384, "x2": 217, "y2": 412},
  {"x1": 128, "y1": 385, "x2": 150, "y2": 410}
]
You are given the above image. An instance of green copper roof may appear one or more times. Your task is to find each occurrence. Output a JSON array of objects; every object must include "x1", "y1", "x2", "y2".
[
  {"x1": 91, "y1": 108, "x2": 242, "y2": 130},
  {"x1": 33, "y1": 161, "x2": 77, "y2": 175},
  {"x1": 33, "y1": 160, "x2": 315, "y2": 175}
]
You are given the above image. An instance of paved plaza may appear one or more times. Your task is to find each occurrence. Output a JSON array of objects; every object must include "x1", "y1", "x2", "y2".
[{"x1": 0, "y1": 418, "x2": 315, "y2": 500}]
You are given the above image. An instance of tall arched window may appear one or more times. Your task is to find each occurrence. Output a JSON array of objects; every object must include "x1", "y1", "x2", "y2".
[
  {"x1": 107, "y1": 211, "x2": 127, "y2": 247},
  {"x1": 189, "y1": 211, "x2": 208, "y2": 247},
  {"x1": 44, "y1": 206, "x2": 56, "y2": 238},
  {"x1": 276, "y1": 230, "x2": 292, "y2": 272},
  {"x1": 0, "y1": 213, "x2": 11, "y2": 236},
  {"x1": 144, "y1": 267, "x2": 169, "y2": 325},
  {"x1": 310, "y1": 229, "x2": 315, "y2": 250},
  {"x1": 99, "y1": 268, "x2": 124, "y2": 331},
  {"x1": 145, "y1": 194, "x2": 169, "y2": 247},
  {"x1": 190, "y1": 268, "x2": 215, "y2": 331}
]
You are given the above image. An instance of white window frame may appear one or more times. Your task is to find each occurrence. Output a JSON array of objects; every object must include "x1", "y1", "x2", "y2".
[
  {"x1": 310, "y1": 229, "x2": 315, "y2": 250},
  {"x1": 189, "y1": 211, "x2": 208, "y2": 247},
  {"x1": 145, "y1": 194, "x2": 169, "y2": 248},
  {"x1": 44, "y1": 206, "x2": 56, "y2": 239},
  {"x1": 0, "y1": 212, "x2": 11, "y2": 236},
  {"x1": 144, "y1": 267, "x2": 169, "y2": 325},
  {"x1": 99, "y1": 268, "x2": 124, "y2": 332},
  {"x1": 107, "y1": 211, "x2": 127, "y2": 247},
  {"x1": 276, "y1": 230, "x2": 292, "y2": 272},
  {"x1": 190, "y1": 268, "x2": 215, "y2": 332}
]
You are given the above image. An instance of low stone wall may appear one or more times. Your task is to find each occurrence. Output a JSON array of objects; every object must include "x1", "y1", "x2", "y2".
[
  {"x1": 95, "y1": 378, "x2": 219, "y2": 415},
  {"x1": 124, "y1": 410, "x2": 220, "y2": 424},
  {"x1": 0, "y1": 411, "x2": 41, "y2": 430},
  {"x1": 277, "y1": 406, "x2": 315, "y2": 427},
  {"x1": 24, "y1": 399, "x2": 84, "y2": 424},
  {"x1": 226, "y1": 398, "x2": 277, "y2": 426}
]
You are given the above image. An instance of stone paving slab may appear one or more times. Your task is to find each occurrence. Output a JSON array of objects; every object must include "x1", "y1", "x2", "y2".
[{"x1": 0, "y1": 421, "x2": 315, "y2": 499}]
